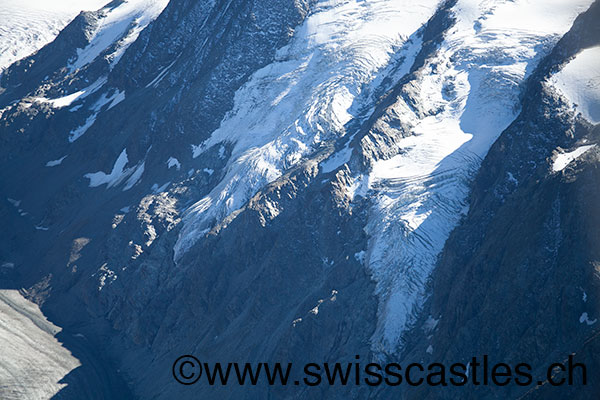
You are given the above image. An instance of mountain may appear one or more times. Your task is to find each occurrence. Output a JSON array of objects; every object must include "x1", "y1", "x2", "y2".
[
  {"x1": 0, "y1": 0, "x2": 112, "y2": 71},
  {"x1": 0, "y1": 0, "x2": 598, "y2": 399}
]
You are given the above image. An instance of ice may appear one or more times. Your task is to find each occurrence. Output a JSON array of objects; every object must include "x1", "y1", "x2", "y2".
[
  {"x1": 0, "y1": 290, "x2": 80, "y2": 400},
  {"x1": 46, "y1": 155, "x2": 67, "y2": 167},
  {"x1": 548, "y1": 46, "x2": 600, "y2": 124},
  {"x1": 364, "y1": 0, "x2": 594, "y2": 352},
  {"x1": 552, "y1": 144, "x2": 596, "y2": 172},
  {"x1": 178, "y1": 0, "x2": 443, "y2": 258},
  {"x1": 0, "y1": 0, "x2": 110, "y2": 70}
]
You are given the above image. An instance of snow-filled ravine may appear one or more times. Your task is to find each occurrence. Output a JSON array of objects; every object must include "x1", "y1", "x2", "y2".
[{"x1": 175, "y1": 0, "x2": 595, "y2": 353}]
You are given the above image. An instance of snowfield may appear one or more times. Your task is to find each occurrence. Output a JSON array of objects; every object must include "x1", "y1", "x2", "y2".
[
  {"x1": 0, "y1": 0, "x2": 109, "y2": 70},
  {"x1": 549, "y1": 45, "x2": 600, "y2": 124}
]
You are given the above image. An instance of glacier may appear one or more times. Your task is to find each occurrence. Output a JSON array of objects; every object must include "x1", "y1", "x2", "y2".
[
  {"x1": 0, "y1": 0, "x2": 110, "y2": 70},
  {"x1": 176, "y1": 0, "x2": 596, "y2": 354},
  {"x1": 177, "y1": 0, "x2": 443, "y2": 257},
  {"x1": 365, "y1": 0, "x2": 596, "y2": 353},
  {"x1": 0, "y1": 290, "x2": 80, "y2": 400}
]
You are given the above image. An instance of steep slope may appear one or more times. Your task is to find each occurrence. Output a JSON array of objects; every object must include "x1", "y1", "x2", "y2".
[
  {"x1": 355, "y1": 0, "x2": 595, "y2": 352},
  {"x1": 0, "y1": 0, "x2": 598, "y2": 399},
  {"x1": 399, "y1": 2, "x2": 600, "y2": 399}
]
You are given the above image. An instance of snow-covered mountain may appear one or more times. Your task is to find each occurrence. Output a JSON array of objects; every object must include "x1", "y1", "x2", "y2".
[
  {"x1": 0, "y1": 0, "x2": 110, "y2": 70},
  {"x1": 1, "y1": 0, "x2": 599, "y2": 399}
]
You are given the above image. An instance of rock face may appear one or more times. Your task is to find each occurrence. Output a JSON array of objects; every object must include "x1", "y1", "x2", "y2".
[{"x1": 0, "y1": 0, "x2": 598, "y2": 399}]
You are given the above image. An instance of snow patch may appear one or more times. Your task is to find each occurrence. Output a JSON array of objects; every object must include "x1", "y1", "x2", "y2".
[
  {"x1": 45, "y1": 155, "x2": 67, "y2": 167},
  {"x1": 84, "y1": 149, "x2": 130, "y2": 188},
  {"x1": 167, "y1": 156, "x2": 181, "y2": 170},
  {"x1": 151, "y1": 181, "x2": 170, "y2": 193},
  {"x1": 321, "y1": 145, "x2": 352, "y2": 173},
  {"x1": 36, "y1": 91, "x2": 85, "y2": 108},
  {"x1": 91, "y1": 89, "x2": 125, "y2": 111},
  {"x1": 354, "y1": 250, "x2": 366, "y2": 265},
  {"x1": 552, "y1": 145, "x2": 596, "y2": 172},
  {"x1": 579, "y1": 312, "x2": 597, "y2": 326},
  {"x1": 68, "y1": 0, "x2": 169, "y2": 72},
  {"x1": 146, "y1": 58, "x2": 177, "y2": 88},
  {"x1": 36, "y1": 77, "x2": 107, "y2": 109},
  {"x1": 123, "y1": 161, "x2": 145, "y2": 190},
  {"x1": 69, "y1": 114, "x2": 97, "y2": 142}
]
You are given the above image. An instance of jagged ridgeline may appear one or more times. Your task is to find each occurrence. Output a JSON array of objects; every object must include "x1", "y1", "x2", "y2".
[{"x1": 0, "y1": 0, "x2": 598, "y2": 399}]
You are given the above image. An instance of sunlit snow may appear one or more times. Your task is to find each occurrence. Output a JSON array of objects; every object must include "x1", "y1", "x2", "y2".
[
  {"x1": 552, "y1": 144, "x2": 596, "y2": 172},
  {"x1": 68, "y1": 0, "x2": 169, "y2": 72},
  {"x1": 46, "y1": 155, "x2": 68, "y2": 167},
  {"x1": 365, "y1": 0, "x2": 595, "y2": 353},
  {"x1": 0, "y1": 0, "x2": 110, "y2": 70},
  {"x1": 178, "y1": 0, "x2": 443, "y2": 257},
  {"x1": 176, "y1": 0, "x2": 595, "y2": 354},
  {"x1": 548, "y1": 46, "x2": 600, "y2": 124}
]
